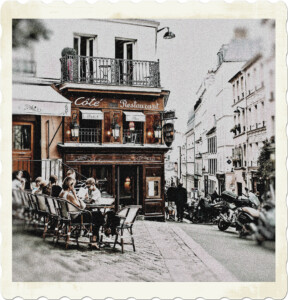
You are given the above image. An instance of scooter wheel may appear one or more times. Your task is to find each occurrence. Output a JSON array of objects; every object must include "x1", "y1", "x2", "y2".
[
  {"x1": 218, "y1": 219, "x2": 229, "y2": 231},
  {"x1": 191, "y1": 215, "x2": 199, "y2": 224}
]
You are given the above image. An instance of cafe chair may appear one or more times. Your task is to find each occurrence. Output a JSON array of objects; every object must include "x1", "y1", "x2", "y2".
[
  {"x1": 113, "y1": 205, "x2": 141, "y2": 253},
  {"x1": 55, "y1": 198, "x2": 93, "y2": 249},
  {"x1": 33, "y1": 194, "x2": 51, "y2": 239},
  {"x1": 43, "y1": 196, "x2": 60, "y2": 241},
  {"x1": 12, "y1": 189, "x2": 26, "y2": 220}
]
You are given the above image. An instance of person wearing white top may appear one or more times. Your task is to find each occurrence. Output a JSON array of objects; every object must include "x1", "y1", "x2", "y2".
[{"x1": 85, "y1": 177, "x2": 101, "y2": 203}]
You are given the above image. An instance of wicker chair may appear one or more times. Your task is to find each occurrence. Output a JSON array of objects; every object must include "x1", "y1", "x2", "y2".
[
  {"x1": 54, "y1": 198, "x2": 93, "y2": 249},
  {"x1": 113, "y1": 205, "x2": 141, "y2": 253}
]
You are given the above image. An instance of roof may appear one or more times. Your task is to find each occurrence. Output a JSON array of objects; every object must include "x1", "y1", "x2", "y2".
[{"x1": 224, "y1": 39, "x2": 262, "y2": 62}]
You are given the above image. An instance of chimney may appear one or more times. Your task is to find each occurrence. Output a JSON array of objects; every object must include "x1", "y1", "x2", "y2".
[{"x1": 234, "y1": 27, "x2": 247, "y2": 39}]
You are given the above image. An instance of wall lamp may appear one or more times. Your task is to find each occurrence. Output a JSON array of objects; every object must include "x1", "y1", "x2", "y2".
[
  {"x1": 70, "y1": 113, "x2": 79, "y2": 139},
  {"x1": 233, "y1": 106, "x2": 245, "y2": 114},
  {"x1": 157, "y1": 27, "x2": 176, "y2": 39}
]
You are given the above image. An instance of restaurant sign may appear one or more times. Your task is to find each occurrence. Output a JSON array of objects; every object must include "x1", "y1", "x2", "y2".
[
  {"x1": 73, "y1": 97, "x2": 162, "y2": 111},
  {"x1": 66, "y1": 154, "x2": 162, "y2": 163}
]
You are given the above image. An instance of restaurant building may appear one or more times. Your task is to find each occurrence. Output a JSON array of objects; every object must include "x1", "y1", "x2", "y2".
[{"x1": 12, "y1": 19, "x2": 175, "y2": 219}]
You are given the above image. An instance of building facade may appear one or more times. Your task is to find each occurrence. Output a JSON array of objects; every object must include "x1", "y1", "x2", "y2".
[
  {"x1": 12, "y1": 19, "x2": 175, "y2": 218},
  {"x1": 229, "y1": 20, "x2": 275, "y2": 196},
  {"x1": 183, "y1": 28, "x2": 264, "y2": 197}
]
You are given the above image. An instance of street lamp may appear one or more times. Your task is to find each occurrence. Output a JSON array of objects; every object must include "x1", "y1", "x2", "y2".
[
  {"x1": 70, "y1": 121, "x2": 80, "y2": 139},
  {"x1": 157, "y1": 27, "x2": 176, "y2": 39},
  {"x1": 233, "y1": 106, "x2": 245, "y2": 114},
  {"x1": 154, "y1": 123, "x2": 162, "y2": 139}
]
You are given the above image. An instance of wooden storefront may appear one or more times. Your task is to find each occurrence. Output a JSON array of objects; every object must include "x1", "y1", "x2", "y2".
[{"x1": 58, "y1": 88, "x2": 171, "y2": 218}]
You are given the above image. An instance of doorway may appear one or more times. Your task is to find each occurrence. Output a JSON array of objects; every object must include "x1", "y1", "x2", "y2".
[
  {"x1": 115, "y1": 39, "x2": 135, "y2": 85},
  {"x1": 118, "y1": 165, "x2": 142, "y2": 208},
  {"x1": 237, "y1": 182, "x2": 243, "y2": 196},
  {"x1": 74, "y1": 36, "x2": 95, "y2": 81}
]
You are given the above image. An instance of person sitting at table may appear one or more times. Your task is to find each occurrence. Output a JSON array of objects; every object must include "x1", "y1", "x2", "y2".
[
  {"x1": 32, "y1": 177, "x2": 42, "y2": 194},
  {"x1": 85, "y1": 178, "x2": 101, "y2": 203},
  {"x1": 12, "y1": 170, "x2": 24, "y2": 190},
  {"x1": 35, "y1": 180, "x2": 50, "y2": 195},
  {"x1": 59, "y1": 177, "x2": 104, "y2": 249},
  {"x1": 49, "y1": 175, "x2": 62, "y2": 197}
]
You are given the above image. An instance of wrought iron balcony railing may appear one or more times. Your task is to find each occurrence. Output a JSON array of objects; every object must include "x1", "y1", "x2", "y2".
[
  {"x1": 79, "y1": 128, "x2": 101, "y2": 144},
  {"x1": 60, "y1": 55, "x2": 161, "y2": 88},
  {"x1": 123, "y1": 129, "x2": 143, "y2": 145}
]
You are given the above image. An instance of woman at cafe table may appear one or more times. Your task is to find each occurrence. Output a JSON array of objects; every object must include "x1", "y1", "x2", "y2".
[{"x1": 59, "y1": 177, "x2": 104, "y2": 249}]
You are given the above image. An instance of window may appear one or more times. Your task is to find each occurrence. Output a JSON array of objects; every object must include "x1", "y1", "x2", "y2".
[
  {"x1": 208, "y1": 136, "x2": 217, "y2": 154},
  {"x1": 13, "y1": 125, "x2": 31, "y2": 150},
  {"x1": 208, "y1": 159, "x2": 217, "y2": 175},
  {"x1": 240, "y1": 76, "x2": 244, "y2": 97},
  {"x1": 208, "y1": 180, "x2": 216, "y2": 194},
  {"x1": 74, "y1": 35, "x2": 96, "y2": 82},
  {"x1": 146, "y1": 177, "x2": 161, "y2": 198}
]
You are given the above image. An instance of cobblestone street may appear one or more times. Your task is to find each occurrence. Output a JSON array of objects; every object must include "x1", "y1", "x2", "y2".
[{"x1": 13, "y1": 220, "x2": 236, "y2": 282}]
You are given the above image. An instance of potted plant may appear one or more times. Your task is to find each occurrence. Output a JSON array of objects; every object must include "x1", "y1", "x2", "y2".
[
  {"x1": 61, "y1": 47, "x2": 77, "y2": 81},
  {"x1": 230, "y1": 125, "x2": 237, "y2": 134}
]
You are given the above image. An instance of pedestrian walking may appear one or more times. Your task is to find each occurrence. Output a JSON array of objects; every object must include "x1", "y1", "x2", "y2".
[{"x1": 176, "y1": 181, "x2": 187, "y2": 222}]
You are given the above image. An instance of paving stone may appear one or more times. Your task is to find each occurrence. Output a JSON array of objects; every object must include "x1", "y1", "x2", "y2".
[{"x1": 12, "y1": 220, "x2": 237, "y2": 282}]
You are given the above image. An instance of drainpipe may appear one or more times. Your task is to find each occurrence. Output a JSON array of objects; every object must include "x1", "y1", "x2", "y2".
[
  {"x1": 178, "y1": 145, "x2": 181, "y2": 183},
  {"x1": 47, "y1": 120, "x2": 50, "y2": 159}
]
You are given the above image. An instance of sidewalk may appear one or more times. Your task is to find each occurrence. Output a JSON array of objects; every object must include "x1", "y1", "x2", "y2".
[{"x1": 12, "y1": 220, "x2": 238, "y2": 282}]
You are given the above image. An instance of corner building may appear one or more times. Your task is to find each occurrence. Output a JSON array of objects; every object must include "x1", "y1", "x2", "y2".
[{"x1": 12, "y1": 19, "x2": 174, "y2": 219}]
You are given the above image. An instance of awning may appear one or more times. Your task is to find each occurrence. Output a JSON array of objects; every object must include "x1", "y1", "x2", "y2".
[
  {"x1": 13, "y1": 84, "x2": 71, "y2": 116},
  {"x1": 80, "y1": 109, "x2": 103, "y2": 120},
  {"x1": 123, "y1": 111, "x2": 145, "y2": 122}
]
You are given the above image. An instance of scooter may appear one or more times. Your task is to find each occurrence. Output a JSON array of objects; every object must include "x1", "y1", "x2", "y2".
[
  {"x1": 246, "y1": 201, "x2": 275, "y2": 244},
  {"x1": 217, "y1": 191, "x2": 259, "y2": 232},
  {"x1": 235, "y1": 193, "x2": 261, "y2": 237},
  {"x1": 192, "y1": 197, "x2": 226, "y2": 224}
]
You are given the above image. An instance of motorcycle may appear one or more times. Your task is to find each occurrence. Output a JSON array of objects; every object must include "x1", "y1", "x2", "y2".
[
  {"x1": 217, "y1": 191, "x2": 259, "y2": 232},
  {"x1": 184, "y1": 198, "x2": 198, "y2": 221},
  {"x1": 246, "y1": 201, "x2": 275, "y2": 244},
  {"x1": 191, "y1": 196, "x2": 226, "y2": 224},
  {"x1": 235, "y1": 193, "x2": 261, "y2": 237}
]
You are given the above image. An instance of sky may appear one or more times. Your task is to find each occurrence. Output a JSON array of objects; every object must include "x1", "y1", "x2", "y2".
[{"x1": 156, "y1": 19, "x2": 265, "y2": 133}]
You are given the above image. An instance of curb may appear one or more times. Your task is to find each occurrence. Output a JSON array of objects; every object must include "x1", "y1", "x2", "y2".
[{"x1": 170, "y1": 225, "x2": 239, "y2": 282}]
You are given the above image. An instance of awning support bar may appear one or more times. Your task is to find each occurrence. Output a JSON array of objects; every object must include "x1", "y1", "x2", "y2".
[{"x1": 47, "y1": 119, "x2": 64, "y2": 159}]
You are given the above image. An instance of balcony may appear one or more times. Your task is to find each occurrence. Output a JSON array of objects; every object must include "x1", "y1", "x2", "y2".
[
  {"x1": 123, "y1": 129, "x2": 143, "y2": 145},
  {"x1": 60, "y1": 55, "x2": 160, "y2": 88},
  {"x1": 79, "y1": 128, "x2": 101, "y2": 143}
]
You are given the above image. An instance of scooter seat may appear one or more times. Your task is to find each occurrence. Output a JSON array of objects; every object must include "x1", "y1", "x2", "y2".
[{"x1": 241, "y1": 206, "x2": 260, "y2": 218}]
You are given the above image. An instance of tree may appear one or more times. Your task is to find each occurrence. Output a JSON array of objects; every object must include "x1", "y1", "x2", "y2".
[
  {"x1": 257, "y1": 139, "x2": 275, "y2": 200},
  {"x1": 12, "y1": 19, "x2": 51, "y2": 49}
]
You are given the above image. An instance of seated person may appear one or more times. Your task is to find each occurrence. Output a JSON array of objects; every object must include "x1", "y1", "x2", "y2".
[
  {"x1": 84, "y1": 178, "x2": 101, "y2": 203},
  {"x1": 35, "y1": 181, "x2": 50, "y2": 195},
  {"x1": 12, "y1": 170, "x2": 24, "y2": 190},
  {"x1": 32, "y1": 177, "x2": 42, "y2": 194},
  {"x1": 49, "y1": 175, "x2": 62, "y2": 197},
  {"x1": 59, "y1": 177, "x2": 104, "y2": 249}
]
